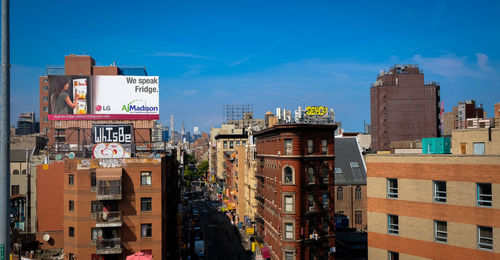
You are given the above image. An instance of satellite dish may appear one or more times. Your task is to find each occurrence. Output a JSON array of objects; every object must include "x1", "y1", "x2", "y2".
[
  {"x1": 56, "y1": 155, "x2": 62, "y2": 161},
  {"x1": 43, "y1": 234, "x2": 50, "y2": 241},
  {"x1": 68, "y1": 152, "x2": 76, "y2": 159}
]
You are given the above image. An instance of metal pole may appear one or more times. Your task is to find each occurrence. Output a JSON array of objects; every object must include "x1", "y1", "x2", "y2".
[{"x1": 0, "y1": 0, "x2": 10, "y2": 257}]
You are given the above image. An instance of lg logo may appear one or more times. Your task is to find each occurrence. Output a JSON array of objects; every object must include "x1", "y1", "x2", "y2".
[{"x1": 95, "y1": 105, "x2": 111, "y2": 112}]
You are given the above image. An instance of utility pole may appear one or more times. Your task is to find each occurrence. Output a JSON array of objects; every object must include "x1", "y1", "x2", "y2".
[{"x1": 0, "y1": 0, "x2": 11, "y2": 258}]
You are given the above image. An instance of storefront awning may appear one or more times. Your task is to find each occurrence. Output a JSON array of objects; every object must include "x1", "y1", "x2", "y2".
[{"x1": 96, "y1": 168, "x2": 122, "y2": 180}]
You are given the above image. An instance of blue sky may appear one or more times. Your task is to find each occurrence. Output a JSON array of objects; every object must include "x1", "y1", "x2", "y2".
[{"x1": 7, "y1": 0, "x2": 500, "y2": 133}]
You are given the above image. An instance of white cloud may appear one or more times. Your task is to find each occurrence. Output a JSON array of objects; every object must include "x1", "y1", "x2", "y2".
[{"x1": 476, "y1": 53, "x2": 493, "y2": 71}]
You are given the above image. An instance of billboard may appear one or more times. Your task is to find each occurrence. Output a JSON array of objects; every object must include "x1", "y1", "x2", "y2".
[
  {"x1": 92, "y1": 124, "x2": 134, "y2": 158},
  {"x1": 48, "y1": 75, "x2": 159, "y2": 120}
]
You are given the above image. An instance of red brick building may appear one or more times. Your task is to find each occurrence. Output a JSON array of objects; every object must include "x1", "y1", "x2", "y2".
[
  {"x1": 254, "y1": 124, "x2": 337, "y2": 260},
  {"x1": 36, "y1": 155, "x2": 180, "y2": 260},
  {"x1": 370, "y1": 64, "x2": 440, "y2": 151}
]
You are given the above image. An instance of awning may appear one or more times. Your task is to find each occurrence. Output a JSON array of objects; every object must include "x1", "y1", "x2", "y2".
[
  {"x1": 126, "y1": 252, "x2": 152, "y2": 260},
  {"x1": 261, "y1": 246, "x2": 271, "y2": 258},
  {"x1": 96, "y1": 168, "x2": 122, "y2": 180}
]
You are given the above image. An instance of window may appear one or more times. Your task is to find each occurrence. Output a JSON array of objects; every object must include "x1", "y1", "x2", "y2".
[
  {"x1": 69, "y1": 174, "x2": 74, "y2": 185},
  {"x1": 322, "y1": 167, "x2": 329, "y2": 183},
  {"x1": 388, "y1": 215, "x2": 399, "y2": 235},
  {"x1": 236, "y1": 141, "x2": 240, "y2": 146},
  {"x1": 337, "y1": 187, "x2": 343, "y2": 201},
  {"x1": 242, "y1": 141, "x2": 247, "y2": 146},
  {"x1": 433, "y1": 181, "x2": 446, "y2": 203},
  {"x1": 284, "y1": 195, "x2": 294, "y2": 212},
  {"x1": 308, "y1": 139, "x2": 313, "y2": 154},
  {"x1": 322, "y1": 193, "x2": 329, "y2": 209},
  {"x1": 91, "y1": 228, "x2": 102, "y2": 240},
  {"x1": 69, "y1": 253, "x2": 75, "y2": 260},
  {"x1": 478, "y1": 226, "x2": 493, "y2": 250},
  {"x1": 44, "y1": 78, "x2": 48, "y2": 83},
  {"x1": 43, "y1": 85, "x2": 48, "y2": 91},
  {"x1": 388, "y1": 251, "x2": 399, "y2": 260},
  {"x1": 322, "y1": 140, "x2": 327, "y2": 154},
  {"x1": 69, "y1": 226, "x2": 75, "y2": 237},
  {"x1": 141, "y1": 223, "x2": 152, "y2": 237},
  {"x1": 355, "y1": 186, "x2": 362, "y2": 200},
  {"x1": 473, "y1": 142, "x2": 485, "y2": 155},
  {"x1": 43, "y1": 106, "x2": 48, "y2": 112},
  {"x1": 334, "y1": 168, "x2": 342, "y2": 174},
  {"x1": 477, "y1": 183, "x2": 492, "y2": 207},
  {"x1": 12, "y1": 169, "x2": 19, "y2": 175},
  {"x1": 350, "y1": 161, "x2": 359, "y2": 168},
  {"x1": 284, "y1": 139, "x2": 293, "y2": 155},
  {"x1": 91, "y1": 172, "x2": 96, "y2": 189},
  {"x1": 141, "y1": 250, "x2": 152, "y2": 256},
  {"x1": 307, "y1": 167, "x2": 315, "y2": 184},
  {"x1": 284, "y1": 251, "x2": 294, "y2": 260},
  {"x1": 141, "y1": 171, "x2": 152, "y2": 186},
  {"x1": 11, "y1": 185, "x2": 19, "y2": 196},
  {"x1": 223, "y1": 141, "x2": 228, "y2": 149},
  {"x1": 230, "y1": 141, "x2": 234, "y2": 149},
  {"x1": 43, "y1": 117, "x2": 48, "y2": 122},
  {"x1": 434, "y1": 220, "x2": 447, "y2": 243},
  {"x1": 141, "y1": 197, "x2": 152, "y2": 212},
  {"x1": 283, "y1": 166, "x2": 294, "y2": 184},
  {"x1": 91, "y1": 201, "x2": 101, "y2": 214},
  {"x1": 22, "y1": 169, "x2": 26, "y2": 175},
  {"x1": 308, "y1": 193, "x2": 315, "y2": 211},
  {"x1": 355, "y1": 210, "x2": 362, "y2": 225},
  {"x1": 387, "y1": 178, "x2": 398, "y2": 198},
  {"x1": 45, "y1": 128, "x2": 50, "y2": 133},
  {"x1": 43, "y1": 96, "x2": 48, "y2": 102},
  {"x1": 284, "y1": 223, "x2": 293, "y2": 239},
  {"x1": 69, "y1": 200, "x2": 74, "y2": 211}
]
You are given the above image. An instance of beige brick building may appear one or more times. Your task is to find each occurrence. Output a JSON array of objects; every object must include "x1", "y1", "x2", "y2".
[{"x1": 366, "y1": 154, "x2": 500, "y2": 259}]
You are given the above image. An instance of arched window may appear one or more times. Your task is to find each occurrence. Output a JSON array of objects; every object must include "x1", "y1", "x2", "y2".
[
  {"x1": 322, "y1": 167, "x2": 329, "y2": 183},
  {"x1": 22, "y1": 169, "x2": 27, "y2": 175},
  {"x1": 283, "y1": 166, "x2": 294, "y2": 184},
  {"x1": 308, "y1": 167, "x2": 315, "y2": 184},
  {"x1": 13, "y1": 170, "x2": 19, "y2": 175},
  {"x1": 355, "y1": 186, "x2": 362, "y2": 200},
  {"x1": 337, "y1": 187, "x2": 343, "y2": 201}
]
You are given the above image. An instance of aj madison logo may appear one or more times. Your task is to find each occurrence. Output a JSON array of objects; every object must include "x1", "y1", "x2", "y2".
[{"x1": 121, "y1": 99, "x2": 158, "y2": 113}]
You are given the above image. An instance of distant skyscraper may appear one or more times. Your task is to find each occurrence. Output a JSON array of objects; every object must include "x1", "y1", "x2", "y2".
[
  {"x1": 170, "y1": 114, "x2": 174, "y2": 142},
  {"x1": 370, "y1": 64, "x2": 440, "y2": 151},
  {"x1": 193, "y1": 126, "x2": 200, "y2": 135}
]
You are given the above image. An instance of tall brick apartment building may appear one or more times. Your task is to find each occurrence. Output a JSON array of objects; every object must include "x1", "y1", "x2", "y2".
[
  {"x1": 39, "y1": 55, "x2": 153, "y2": 152},
  {"x1": 254, "y1": 124, "x2": 337, "y2": 260},
  {"x1": 36, "y1": 155, "x2": 180, "y2": 260},
  {"x1": 370, "y1": 64, "x2": 440, "y2": 151}
]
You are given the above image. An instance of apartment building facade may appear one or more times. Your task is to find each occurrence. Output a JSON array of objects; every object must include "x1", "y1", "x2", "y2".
[
  {"x1": 36, "y1": 155, "x2": 179, "y2": 260},
  {"x1": 370, "y1": 64, "x2": 440, "y2": 151},
  {"x1": 366, "y1": 154, "x2": 500, "y2": 259},
  {"x1": 254, "y1": 124, "x2": 337, "y2": 260}
]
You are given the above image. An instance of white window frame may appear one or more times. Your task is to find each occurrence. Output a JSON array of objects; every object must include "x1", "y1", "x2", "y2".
[
  {"x1": 387, "y1": 178, "x2": 398, "y2": 199},
  {"x1": 284, "y1": 222, "x2": 294, "y2": 240},
  {"x1": 433, "y1": 181, "x2": 446, "y2": 203},
  {"x1": 388, "y1": 215, "x2": 399, "y2": 235},
  {"x1": 284, "y1": 194, "x2": 294, "y2": 213},
  {"x1": 284, "y1": 139, "x2": 293, "y2": 155},
  {"x1": 434, "y1": 220, "x2": 447, "y2": 243},
  {"x1": 282, "y1": 166, "x2": 295, "y2": 185},
  {"x1": 350, "y1": 162, "x2": 359, "y2": 168},
  {"x1": 321, "y1": 139, "x2": 327, "y2": 154},
  {"x1": 478, "y1": 226, "x2": 493, "y2": 250},
  {"x1": 141, "y1": 171, "x2": 152, "y2": 186}
]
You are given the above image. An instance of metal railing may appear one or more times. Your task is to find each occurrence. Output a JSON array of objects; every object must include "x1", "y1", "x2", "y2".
[
  {"x1": 96, "y1": 238, "x2": 122, "y2": 252},
  {"x1": 96, "y1": 211, "x2": 122, "y2": 226},
  {"x1": 97, "y1": 180, "x2": 122, "y2": 200}
]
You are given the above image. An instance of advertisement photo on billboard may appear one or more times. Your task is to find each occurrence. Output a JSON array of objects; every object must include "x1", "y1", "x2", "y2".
[
  {"x1": 48, "y1": 75, "x2": 159, "y2": 120},
  {"x1": 48, "y1": 76, "x2": 92, "y2": 116}
]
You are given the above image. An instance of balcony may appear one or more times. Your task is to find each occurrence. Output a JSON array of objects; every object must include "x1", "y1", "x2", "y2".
[
  {"x1": 95, "y1": 238, "x2": 122, "y2": 255},
  {"x1": 97, "y1": 180, "x2": 122, "y2": 200},
  {"x1": 96, "y1": 211, "x2": 122, "y2": 227}
]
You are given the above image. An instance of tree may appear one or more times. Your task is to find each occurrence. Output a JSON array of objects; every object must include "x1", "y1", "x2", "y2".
[{"x1": 196, "y1": 160, "x2": 209, "y2": 179}]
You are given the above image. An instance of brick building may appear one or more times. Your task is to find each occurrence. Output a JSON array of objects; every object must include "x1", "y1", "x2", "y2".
[
  {"x1": 370, "y1": 64, "x2": 440, "y2": 151},
  {"x1": 333, "y1": 137, "x2": 367, "y2": 230},
  {"x1": 366, "y1": 154, "x2": 500, "y2": 259},
  {"x1": 254, "y1": 124, "x2": 337, "y2": 260},
  {"x1": 36, "y1": 155, "x2": 180, "y2": 260},
  {"x1": 39, "y1": 55, "x2": 153, "y2": 154}
]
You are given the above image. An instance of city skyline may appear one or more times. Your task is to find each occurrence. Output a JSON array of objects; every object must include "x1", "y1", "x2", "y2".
[{"x1": 8, "y1": 0, "x2": 500, "y2": 133}]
